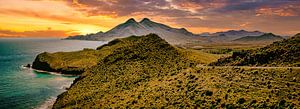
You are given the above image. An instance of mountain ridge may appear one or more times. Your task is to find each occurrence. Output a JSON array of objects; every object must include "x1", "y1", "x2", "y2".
[
  {"x1": 66, "y1": 18, "x2": 283, "y2": 44},
  {"x1": 233, "y1": 33, "x2": 284, "y2": 42},
  {"x1": 66, "y1": 18, "x2": 200, "y2": 44},
  {"x1": 205, "y1": 30, "x2": 265, "y2": 42}
]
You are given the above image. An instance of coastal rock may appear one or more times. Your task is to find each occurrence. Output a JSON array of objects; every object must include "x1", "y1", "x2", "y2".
[
  {"x1": 53, "y1": 34, "x2": 197, "y2": 108},
  {"x1": 24, "y1": 64, "x2": 31, "y2": 68},
  {"x1": 32, "y1": 52, "x2": 56, "y2": 72}
]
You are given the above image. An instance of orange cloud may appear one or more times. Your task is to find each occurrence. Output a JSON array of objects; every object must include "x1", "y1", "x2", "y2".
[
  {"x1": 0, "y1": 9, "x2": 102, "y2": 27},
  {"x1": 240, "y1": 22, "x2": 251, "y2": 27},
  {"x1": 256, "y1": 5, "x2": 300, "y2": 17},
  {"x1": 0, "y1": 29, "x2": 79, "y2": 38},
  {"x1": 0, "y1": 0, "x2": 300, "y2": 37}
]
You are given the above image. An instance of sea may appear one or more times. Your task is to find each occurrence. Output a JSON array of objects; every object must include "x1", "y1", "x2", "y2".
[{"x1": 0, "y1": 38, "x2": 106, "y2": 109}]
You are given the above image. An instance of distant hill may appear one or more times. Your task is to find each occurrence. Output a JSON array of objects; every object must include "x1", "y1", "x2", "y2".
[
  {"x1": 66, "y1": 18, "x2": 203, "y2": 44},
  {"x1": 206, "y1": 30, "x2": 265, "y2": 42},
  {"x1": 233, "y1": 33, "x2": 284, "y2": 42},
  {"x1": 211, "y1": 33, "x2": 300, "y2": 66}
]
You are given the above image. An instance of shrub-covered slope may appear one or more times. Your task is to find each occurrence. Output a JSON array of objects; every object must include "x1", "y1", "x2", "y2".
[
  {"x1": 52, "y1": 34, "x2": 300, "y2": 108},
  {"x1": 53, "y1": 34, "x2": 196, "y2": 108},
  {"x1": 211, "y1": 33, "x2": 300, "y2": 66},
  {"x1": 56, "y1": 66, "x2": 300, "y2": 108},
  {"x1": 32, "y1": 49, "x2": 101, "y2": 75}
]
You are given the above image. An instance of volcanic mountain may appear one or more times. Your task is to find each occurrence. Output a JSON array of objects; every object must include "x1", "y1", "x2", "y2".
[{"x1": 66, "y1": 18, "x2": 201, "y2": 44}]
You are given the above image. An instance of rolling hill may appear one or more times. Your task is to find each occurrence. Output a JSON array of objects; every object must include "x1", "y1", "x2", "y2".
[{"x1": 211, "y1": 33, "x2": 300, "y2": 66}]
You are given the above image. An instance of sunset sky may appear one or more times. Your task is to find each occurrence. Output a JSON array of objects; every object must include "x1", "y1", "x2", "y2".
[{"x1": 0, "y1": 0, "x2": 300, "y2": 37}]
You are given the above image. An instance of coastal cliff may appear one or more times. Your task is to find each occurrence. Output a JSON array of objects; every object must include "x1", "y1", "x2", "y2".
[
  {"x1": 32, "y1": 48, "x2": 101, "y2": 75},
  {"x1": 32, "y1": 52, "x2": 56, "y2": 72}
]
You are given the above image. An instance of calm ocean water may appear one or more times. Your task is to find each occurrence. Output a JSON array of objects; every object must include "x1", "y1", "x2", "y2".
[{"x1": 0, "y1": 38, "x2": 106, "y2": 109}]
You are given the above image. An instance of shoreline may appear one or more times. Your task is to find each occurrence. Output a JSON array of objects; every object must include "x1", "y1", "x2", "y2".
[
  {"x1": 22, "y1": 65, "x2": 77, "y2": 109},
  {"x1": 21, "y1": 65, "x2": 80, "y2": 77}
]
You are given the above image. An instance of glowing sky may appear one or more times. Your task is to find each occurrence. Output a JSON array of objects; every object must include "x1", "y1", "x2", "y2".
[{"x1": 0, "y1": 0, "x2": 300, "y2": 37}]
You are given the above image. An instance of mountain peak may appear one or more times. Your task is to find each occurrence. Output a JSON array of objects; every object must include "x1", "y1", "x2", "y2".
[
  {"x1": 125, "y1": 18, "x2": 137, "y2": 23},
  {"x1": 179, "y1": 28, "x2": 187, "y2": 31},
  {"x1": 66, "y1": 17, "x2": 197, "y2": 44},
  {"x1": 140, "y1": 18, "x2": 151, "y2": 23},
  {"x1": 263, "y1": 33, "x2": 276, "y2": 36}
]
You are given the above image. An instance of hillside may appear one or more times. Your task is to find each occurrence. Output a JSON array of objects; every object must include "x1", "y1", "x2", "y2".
[
  {"x1": 53, "y1": 34, "x2": 196, "y2": 108},
  {"x1": 50, "y1": 34, "x2": 300, "y2": 108},
  {"x1": 233, "y1": 33, "x2": 284, "y2": 42},
  {"x1": 66, "y1": 18, "x2": 204, "y2": 44},
  {"x1": 211, "y1": 33, "x2": 300, "y2": 66},
  {"x1": 32, "y1": 49, "x2": 100, "y2": 75}
]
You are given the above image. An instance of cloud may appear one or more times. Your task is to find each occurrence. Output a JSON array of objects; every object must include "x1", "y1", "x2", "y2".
[
  {"x1": 62, "y1": 0, "x2": 300, "y2": 35},
  {"x1": 1, "y1": 0, "x2": 300, "y2": 36},
  {"x1": 66, "y1": 0, "x2": 300, "y2": 17},
  {"x1": 256, "y1": 5, "x2": 300, "y2": 17},
  {"x1": 0, "y1": 29, "x2": 79, "y2": 38},
  {"x1": 0, "y1": 9, "x2": 100, "y2": 26},
  {"x1": 65, "y1": 0, "x2": 300, "y2": 21},
  {"x1": 66, "y1": 0, "x2": 196, "y2": 17}
]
